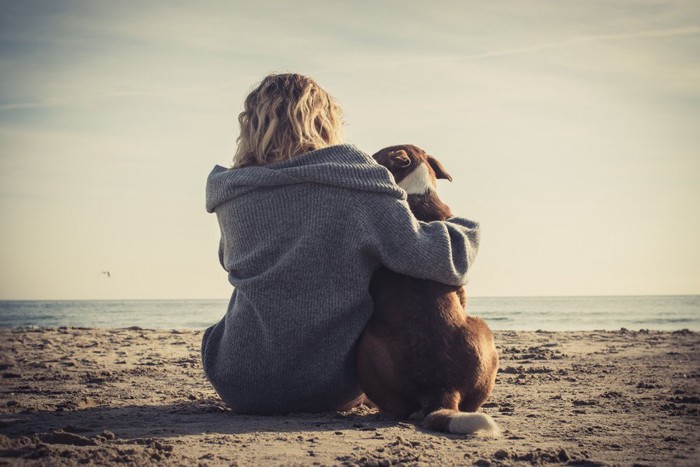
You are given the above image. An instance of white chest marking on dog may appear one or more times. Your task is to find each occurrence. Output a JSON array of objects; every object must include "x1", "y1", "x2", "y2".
[{"x1": 398, "y1": 163, "x2": 432, "y2": 194}]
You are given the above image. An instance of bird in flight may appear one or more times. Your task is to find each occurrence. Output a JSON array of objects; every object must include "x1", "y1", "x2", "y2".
[{"x1": 101, "y1": 271, "x2": 111, "y2": 278}]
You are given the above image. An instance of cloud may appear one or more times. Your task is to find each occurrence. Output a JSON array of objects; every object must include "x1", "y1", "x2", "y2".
[
  {"x1": 0, "y1": 82, "x2": 240, "y2": 113},
  {"x1": 456, "y1": 26, "x2": 700, "y2": 61}
]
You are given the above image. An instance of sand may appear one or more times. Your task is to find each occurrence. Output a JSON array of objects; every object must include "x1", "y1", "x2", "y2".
[{"x1": 0, "y1": 327, "x2": 698, "y2": 466}]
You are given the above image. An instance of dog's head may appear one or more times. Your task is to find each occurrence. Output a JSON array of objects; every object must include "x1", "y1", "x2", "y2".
[{"x1": 372, "y1": 144, "x2": 452, "y2": 195}]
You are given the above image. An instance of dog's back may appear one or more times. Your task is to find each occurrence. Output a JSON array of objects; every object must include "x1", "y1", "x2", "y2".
[{"x1": 356, "y1": 145, "x2": 499, "y2": 435}]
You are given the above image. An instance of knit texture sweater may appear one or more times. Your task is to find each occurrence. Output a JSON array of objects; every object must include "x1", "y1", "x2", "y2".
[{"x1": 202, "y1": 144, "x2": 480, "y2": 414}]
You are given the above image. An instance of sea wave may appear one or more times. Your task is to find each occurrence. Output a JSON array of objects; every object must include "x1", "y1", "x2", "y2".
[{"x1": 1, "y1": 296, "x2": 699, "y2": 331}]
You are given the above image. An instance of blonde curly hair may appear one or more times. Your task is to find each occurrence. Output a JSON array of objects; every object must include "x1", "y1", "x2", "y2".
[{"x1": 232, "y1": 73, "x2": 344, "y2": 168}]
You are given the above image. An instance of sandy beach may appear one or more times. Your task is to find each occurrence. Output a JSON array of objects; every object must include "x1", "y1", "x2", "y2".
[{"x1": 0, "y1": 327, "x2": 698, "y2": 466}]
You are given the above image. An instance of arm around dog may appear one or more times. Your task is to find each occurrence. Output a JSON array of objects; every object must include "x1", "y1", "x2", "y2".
[{"x1": 355, "y1": 195, "x2": 480, "y2": 286}]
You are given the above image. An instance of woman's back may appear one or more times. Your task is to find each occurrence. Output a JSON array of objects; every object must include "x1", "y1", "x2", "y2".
[{"x1": 202, "y1": 145, "x2": 404, "y2": 413}]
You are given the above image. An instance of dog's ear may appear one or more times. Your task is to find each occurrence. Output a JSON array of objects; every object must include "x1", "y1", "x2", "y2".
[
  {"x1": 427, "y1": 155, "x2": 452, "y2": 181},
  {"x1": 387, "y1": 149, "x2": 411, "y2": 168}
]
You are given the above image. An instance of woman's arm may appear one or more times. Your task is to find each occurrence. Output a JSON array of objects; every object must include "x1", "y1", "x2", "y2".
[{"x1": 355, "y1": 195, "x2": 480, "y2": 286}]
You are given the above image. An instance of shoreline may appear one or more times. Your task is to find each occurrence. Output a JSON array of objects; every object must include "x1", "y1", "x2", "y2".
[{"x1": 1, "y1": 328, "x2": 698, "y2": 465}]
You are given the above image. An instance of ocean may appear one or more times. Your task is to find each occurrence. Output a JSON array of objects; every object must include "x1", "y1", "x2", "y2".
[{"x1": 0, "y1": 295, "x2": 698, "y2": 331}]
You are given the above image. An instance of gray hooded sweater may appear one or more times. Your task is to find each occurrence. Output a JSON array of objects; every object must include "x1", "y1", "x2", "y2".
[{"x1": 202, "y1": 144, "x2": 480, "y2": 414}]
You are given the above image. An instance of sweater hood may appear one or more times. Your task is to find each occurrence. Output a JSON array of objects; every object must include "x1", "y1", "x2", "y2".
[{"x1": 206, "y1": 144, "x2": 405, "y2": 212}]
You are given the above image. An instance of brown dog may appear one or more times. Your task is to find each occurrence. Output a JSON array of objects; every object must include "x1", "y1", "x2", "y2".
[{"x1": 356, "y1": 144, "x2": 499, "y2": 435}]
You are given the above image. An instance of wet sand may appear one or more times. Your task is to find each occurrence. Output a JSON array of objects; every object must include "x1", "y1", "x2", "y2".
[{"x1": 0, "y1": 327, "x2": 698, "y2": 466}]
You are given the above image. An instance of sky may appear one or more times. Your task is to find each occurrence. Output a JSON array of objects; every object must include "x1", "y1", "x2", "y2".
[{"x1": 0, "y1": 0, "x2": 698, "y2": 299}]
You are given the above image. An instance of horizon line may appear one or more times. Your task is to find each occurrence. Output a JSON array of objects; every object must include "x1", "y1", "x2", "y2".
[{"x1": 0, "y1": 293, "x2": 698, "y2": 302}]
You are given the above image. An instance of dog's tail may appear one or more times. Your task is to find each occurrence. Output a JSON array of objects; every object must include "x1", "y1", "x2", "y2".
[{"x1": 423, "y1": 409, "x2": 500, "y2": 436}]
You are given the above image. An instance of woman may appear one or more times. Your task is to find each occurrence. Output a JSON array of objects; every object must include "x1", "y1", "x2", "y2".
[{"x1": 202, "y1": 73, "x2": 480, "y2": 414}]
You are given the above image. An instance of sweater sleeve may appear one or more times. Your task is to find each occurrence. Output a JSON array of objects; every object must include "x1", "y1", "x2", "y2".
[{"x1": 355, "y1": 195, "x2": 480, "y2": 286}]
